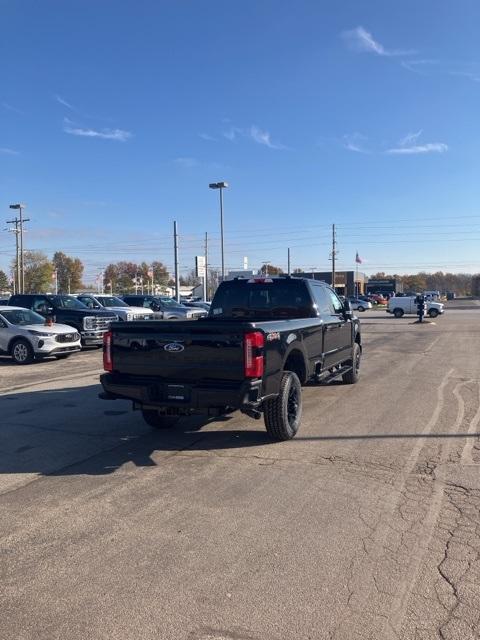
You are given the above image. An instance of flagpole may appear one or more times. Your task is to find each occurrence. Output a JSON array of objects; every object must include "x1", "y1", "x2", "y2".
[{"x1": 355, "y1": 252, "x2": 358, "y2": 297}]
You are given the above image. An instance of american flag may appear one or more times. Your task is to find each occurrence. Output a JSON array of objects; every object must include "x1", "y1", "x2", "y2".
[{"x1": 355, "y1": 252, "x2": 363, "y2": 264}]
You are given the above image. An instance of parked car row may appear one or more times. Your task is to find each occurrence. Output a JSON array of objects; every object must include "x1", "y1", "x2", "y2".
[{"x1": 0, "y1": 293, "x2": 209, "y2": 364}]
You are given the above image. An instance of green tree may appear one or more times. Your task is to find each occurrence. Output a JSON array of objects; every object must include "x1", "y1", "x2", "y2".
[
  {"x1": 17, "y1": 251, "x2": 54, "y2": 293},
  {"x1": 52, "y1": 251, "x2": 84, "y2": 293},
  {"x1": 104, "y1": 261, "x2": 141, "y2": 294},
  {"x1": 0, "y1": 269, "x2": 10, "y2": 292}
]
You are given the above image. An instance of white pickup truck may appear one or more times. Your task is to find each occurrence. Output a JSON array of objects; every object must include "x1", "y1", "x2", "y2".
[{"x1": 387, "y1": 296, "x2": 444, "y2": 319}]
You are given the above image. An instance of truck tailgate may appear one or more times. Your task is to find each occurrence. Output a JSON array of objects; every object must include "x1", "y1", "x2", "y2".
[{"x1": 110, "y1": 320, "x2": 249, "y2": 382}]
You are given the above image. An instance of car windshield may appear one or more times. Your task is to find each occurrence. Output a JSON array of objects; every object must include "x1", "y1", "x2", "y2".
[
  {"x1": 1, "y1": 309, "x2": 46, "y2": 326},
  {"x1": 157, "y1": 297, "x2": 185, "y2": 309},
  {"x1": 210, "y1": 280, "x2": 313, "y2": 319},
  {"x1": 97, "y1": 296, "x2": 129, "y2": 308},
  {"x1": 51, "y1": 295, "x2": 88, "y2": 310}
]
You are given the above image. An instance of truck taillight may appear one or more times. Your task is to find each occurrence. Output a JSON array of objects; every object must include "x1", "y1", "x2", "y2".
[
  {"x1": 103, "y1": 331, "x2": 113, "y2": 371},
  {"x1": 244, "y1": 331, "x2": 264, "y2": 378}
]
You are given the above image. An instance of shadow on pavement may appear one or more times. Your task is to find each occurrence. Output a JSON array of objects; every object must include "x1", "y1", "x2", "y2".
[{"x1": 2, "y1": 384, "x2": 479, "y2": 478}]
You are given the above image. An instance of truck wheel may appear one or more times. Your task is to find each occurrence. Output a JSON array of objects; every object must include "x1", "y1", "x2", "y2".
[
  {"x1": 428, "y1": 309, "x2": 439, "y2": 318},
  {"x1": 342, "y1": 342, "x2": 361, "y2": 384},
  {"x1": 393, "y1": 308, "x2": 404, "y2": 318},
  {"x1": 263, "y1": 371, "x2": 302, "y2": 441},
  {"x1": 141, "y1": 409, "x2": 179, "y2": 429},
  {"x1": 11, "y1": 339, "x2": 35, "y2": 365}
]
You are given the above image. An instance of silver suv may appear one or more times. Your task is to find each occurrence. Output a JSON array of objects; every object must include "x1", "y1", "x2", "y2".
[{"x1": 0, "y1": 306, "x2": 81, "y2": 364}]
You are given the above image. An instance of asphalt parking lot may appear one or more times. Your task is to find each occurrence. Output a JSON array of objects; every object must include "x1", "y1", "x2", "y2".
[{"x1": 1, "y1": 306, "x2": 480, "y2": 640}]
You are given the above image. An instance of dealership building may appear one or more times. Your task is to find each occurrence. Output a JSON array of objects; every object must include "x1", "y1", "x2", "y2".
[{"x1": 292, "y1": 271, "x2": 366, "y2": 297}]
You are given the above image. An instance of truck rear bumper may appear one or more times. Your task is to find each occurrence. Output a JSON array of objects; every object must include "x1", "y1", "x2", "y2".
[{"x1": 100, "y1": 373, "x2": 264, "y2": 412}]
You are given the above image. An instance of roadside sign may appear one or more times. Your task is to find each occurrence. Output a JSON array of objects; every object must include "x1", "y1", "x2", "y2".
[{"x1": 196, "y1": 255, "x2": 206, "y2": 278}]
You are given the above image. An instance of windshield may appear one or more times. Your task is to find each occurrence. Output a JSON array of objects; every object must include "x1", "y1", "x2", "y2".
[
  {"x1": 210, "y1": 280, "x2": 314, "y2": 319},
  {"x1": 51, "y1": 295, "x2": 88, "y2": 310},
  {"x1": 157, "y1": 297, "x2": 186, "y2": 309},
  {"x1": 97, "y1": 296, "x2": 129, "y2": 308},
  {"x1": 1, "y1": 309, "x2": 46, "y2": 326}
]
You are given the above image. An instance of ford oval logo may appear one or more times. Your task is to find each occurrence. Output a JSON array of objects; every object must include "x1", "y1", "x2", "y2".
[{"x1": 164, "y1": 342, "x2": 185, "y2": 353}]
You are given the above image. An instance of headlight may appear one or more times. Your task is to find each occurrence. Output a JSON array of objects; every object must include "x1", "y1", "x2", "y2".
[
  {"x1": 83, "y1": 316, "x2": 95, "y2": 330},
  {"x1": 28, "y1": 330, "x2": 51, "y2": 337}
]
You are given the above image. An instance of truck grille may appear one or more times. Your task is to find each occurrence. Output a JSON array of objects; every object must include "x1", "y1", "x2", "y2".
[
  {"x1": 56, "y1": 332, "x2": 80, "y2": 343},
  {"x1": 91, "y1": 316, "x2": 117, "y2": 330}
]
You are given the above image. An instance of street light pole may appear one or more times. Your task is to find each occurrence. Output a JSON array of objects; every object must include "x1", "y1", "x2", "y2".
[
  {"x1": 9, "y1": 204, "x2": 28, "y2": 293},
  {"x1": 209, "y1": 181, "x2": 228, "y2": 281}
]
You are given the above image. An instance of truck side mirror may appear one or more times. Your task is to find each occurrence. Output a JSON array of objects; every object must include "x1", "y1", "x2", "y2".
[{"x1": 343, "y1": 299, "x2": 353, "y2": 319}]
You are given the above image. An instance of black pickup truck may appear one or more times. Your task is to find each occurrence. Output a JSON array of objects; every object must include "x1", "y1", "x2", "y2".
[
  {"x1": 9, "y1": 294, "x2": 117, "y2": 347},
  {"x1": 100, "y1": 277, "x2": 361, "y2": 440}
]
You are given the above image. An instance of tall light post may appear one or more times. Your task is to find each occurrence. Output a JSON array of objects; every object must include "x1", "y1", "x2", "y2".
[
  {"x1": 9, "y1": 203, "x2": 28, "y2": 293},
  {"x1": 209, "y1": 181, "x2": 228, "y2": 281}
]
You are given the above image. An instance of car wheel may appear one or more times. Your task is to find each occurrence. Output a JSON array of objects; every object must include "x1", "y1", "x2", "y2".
[
  {"x1": 11, "y1": 339, "x2": 35, "y2": 365},
  {"x1": 358, "y1": 306, "x2": 365, "y2": 312},
  {"x1": 428, "y1": 309, "x2": 439, "y2": 318},
  {"x1": 141, "y1": 409, "x2": 180, "y2": 429},
  {"x1": 263, "y1": 371, "x2": 302, "y2": 441},
  {"x1": 393, "y1": 308, "x2": 404, "y2": 318},
  {"x1": 342, "y1": 342, "x2": 361, "y2": 384}
]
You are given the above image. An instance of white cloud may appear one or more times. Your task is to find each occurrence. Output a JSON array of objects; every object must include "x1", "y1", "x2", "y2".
[
  {"x1": 173, "y1": 157, "x2": 198, "y2": 168},
  {"x1": 63, "y1": 118, "x2": 131, "y2": 141},
  {"x1": 387, "y1": 142, "x2": 448, "y2": 155},
  {"x1": 401, "y1": 59, "x2": 438, "y2": 74},
  {"x1": 398, "y1": 130, "x2": 423, "y2": 147},
  {"x1": 249, "y1": 125, "x2": 285, "y2": 149},
  {"x1": 342, "y1": 26, "x2": 415, "y2": 57},
  {"x1": 0, "y1": 147, "x2": 19, "y2": 155},
  {"x1": 199, "y1": 132, "x2": 216, "y2": 141},
  {"x1": 222, "y1": 124, "x2": 286, "y2": 149},
  {"x1": 1, "y1": 101, "x2": 23, "y2": 114},
  {"x1": 342, "y1": 133, "x2": 369, "y2": 153},
  {"x1": 223, "y1": 127, "x2": 239, "y2": 141},
  {"x1": 55, "y1": 94, "x2": 75, "y2": 110},
  {"x1": 449, "y1": 70, "x2": 480, "y2": 83}
]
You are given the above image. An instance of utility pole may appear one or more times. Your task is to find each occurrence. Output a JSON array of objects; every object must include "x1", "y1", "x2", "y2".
[
  {"x1": 204, "y1": 231, "x2": 209, "y2": 301},
  {"x1": 174, "y1": 220, "x2": 180, "y2": 302},
  {"x1": 331, "y1": 223, "x2": 337, "y2": 292},
  {"x1": 9, "y1": 204, "x2": 29, "y2": 293},
  {"x1": 287, "y1": 248, "x2": 291, "y2": 275},
  {"x1": 6, "y1": 217, "x2": 20, "y2": 292}
]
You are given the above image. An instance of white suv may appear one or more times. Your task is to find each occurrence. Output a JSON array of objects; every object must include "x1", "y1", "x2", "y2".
[{"x1": 0, "y1": 306, "x2": 81, "y2": 364}]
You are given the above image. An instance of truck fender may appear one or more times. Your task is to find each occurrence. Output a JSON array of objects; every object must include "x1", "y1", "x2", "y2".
[{"x1": 282, "y1": 341, "x2": 309, "y2": 385}]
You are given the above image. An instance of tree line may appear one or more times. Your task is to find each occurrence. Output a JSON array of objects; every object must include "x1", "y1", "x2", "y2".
[{"x1": 0, "y1": 256, "x2": 478, "y2": 297}]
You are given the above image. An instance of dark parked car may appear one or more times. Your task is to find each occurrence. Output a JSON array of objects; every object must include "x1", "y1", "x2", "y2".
[
  {"x1": 8, "y1": 294, "x2": 117, "y2": 347},
  {"x1": 122, "y1": 295, "x2": 207, "y2": 320},
  {"x1": 100, "y1": 277, "x2": 362, "y2": 441}
]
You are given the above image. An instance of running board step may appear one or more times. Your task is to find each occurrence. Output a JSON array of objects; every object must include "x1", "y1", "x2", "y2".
[{"x1": 316, "y1": 365, "x2": 352, "y2": 385}]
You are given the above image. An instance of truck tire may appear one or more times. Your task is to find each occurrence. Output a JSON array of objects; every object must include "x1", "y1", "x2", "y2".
[
  {"x1": 263, "y1": 371, "x2": 302, "y2": 441},
  {"x1": 141, "y1": 409, "x2": 180, "y2": 429},
  {"x1": 11, "y1": 338, "x2": 35, "y2": 365},
  {"x1": 342, "y1": 342, "x2": 361, "y2": 384},
  {"x1": 393, "y1": 308, "x2": 404, "y2": 318},
  {"x1": 428, "y1": 309, "x2": 439, "y2": 318}
]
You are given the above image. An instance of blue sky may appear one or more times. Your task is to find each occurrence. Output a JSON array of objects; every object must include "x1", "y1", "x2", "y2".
[{"x1": 1, "y1": 0, "x2": 480, "y2": 282}]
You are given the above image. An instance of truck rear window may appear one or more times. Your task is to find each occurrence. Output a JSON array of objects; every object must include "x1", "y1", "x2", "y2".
[{"x1": 210, "y1": 280, "x2": 313, "y2": 320}]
